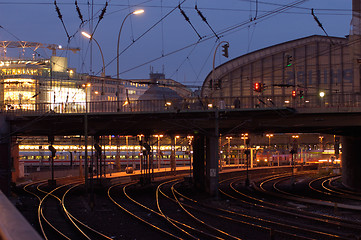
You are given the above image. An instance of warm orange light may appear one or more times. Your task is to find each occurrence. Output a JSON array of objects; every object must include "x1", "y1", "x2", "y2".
[
  {"x1": 81, "y1": 31, "x2": 92, "y2": 39},
  {"x1": 133, "y1": 9, "x2": 144, "y2": 15}
]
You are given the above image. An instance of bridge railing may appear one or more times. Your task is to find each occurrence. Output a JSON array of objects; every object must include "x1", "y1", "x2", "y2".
[{"x1": 2, "y1": 93, "x2": 361, "y2": 115}]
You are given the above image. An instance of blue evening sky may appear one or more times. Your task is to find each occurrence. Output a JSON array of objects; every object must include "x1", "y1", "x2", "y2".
[{"x1": 0, "y1": 1, "x2": 352, "y2": 87}]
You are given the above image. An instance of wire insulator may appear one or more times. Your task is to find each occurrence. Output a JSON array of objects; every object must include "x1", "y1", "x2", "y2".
[
  {"x1": 54, "y1": 1, "x2": 63, "y2": 20},
  {"x1": 195, "y1": 5, "x2": 207, "y2": 23},
  {"x1": 99, "y1": 2, "x2": 108, "y2": 21},
  {"x1": 75, "y1": 0, "x2": 84, "y2": 23}
]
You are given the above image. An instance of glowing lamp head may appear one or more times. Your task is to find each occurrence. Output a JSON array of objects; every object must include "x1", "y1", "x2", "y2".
[
  {"x1": 81, "y1": 31, "x2": 92, "y2": 39},
  {"x1": 133, "y1": 9, "x2": 144, "y2": 15}
]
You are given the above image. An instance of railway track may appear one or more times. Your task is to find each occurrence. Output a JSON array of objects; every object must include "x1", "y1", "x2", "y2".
[
  {"x1": 23, "y1": 178, "x2": 112, "y2": 240},
  {"x1": 246, "y1": 172, "x2": 361, "y2": 239},
  {"x1": 16, "y1": 168, "x2": 361, "y2": 239}
]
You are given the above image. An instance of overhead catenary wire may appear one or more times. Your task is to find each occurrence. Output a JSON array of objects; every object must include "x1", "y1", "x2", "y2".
[
  {"x1": 75, "y1": 0, "x2": 85, "y2": 25},
  {"x1": 96, "y1": 0, "x2": 187, "y2": 77},
  {"x1": 117, "y1": 0, "x2": 307, "y2": 77},
  {"x1": 91, "y1": 1, "x2": 109, "y2": 37},
  {"x1": 195, "y1": 4, "x2": 219, "y2": 39},
  {"x1": 311, "y1": 8, "x2": 334, "y2": 45},
  {"x1": 178, "y1": 4, "x2": 202, "y2": 40},
  {"x1": 54, "y1": 0, "x2": 71, "y2": 42},
  {"x1": 253, "y1": 0, "x2": 259, "y2": 20}
]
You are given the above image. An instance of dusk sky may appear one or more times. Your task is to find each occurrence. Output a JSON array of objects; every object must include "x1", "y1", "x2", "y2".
[{"x1": 0, "y1": 0, "x2": 352, "y2": 87}]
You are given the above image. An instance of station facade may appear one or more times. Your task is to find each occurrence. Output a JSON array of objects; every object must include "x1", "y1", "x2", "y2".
[{"x1": 201, "y1": 35, "x2": 358, "y2": 109}]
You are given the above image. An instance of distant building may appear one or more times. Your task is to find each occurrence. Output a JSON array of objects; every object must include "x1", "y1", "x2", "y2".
[
  {"x1": 202, "y1": 35, "x2": 354, "y2": 107},
  {"x1": 0, "y1": 41, "x2": 85, "y2": 111},
  {"x1": 0, "y1": 41, "x2": 191, "y2": 112},
  {"x1": 201, "y1": 1, "x2": 361, "y2": 108}
]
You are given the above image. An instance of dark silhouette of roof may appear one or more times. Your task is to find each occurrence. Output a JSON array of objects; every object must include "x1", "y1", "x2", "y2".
[{"x1": 138, "y1": 84, "x2": 183, "y2": 101}]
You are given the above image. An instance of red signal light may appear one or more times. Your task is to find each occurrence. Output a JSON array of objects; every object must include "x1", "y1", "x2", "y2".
[
  {"x1": 292, "y1": 90, "x2": 296, "y2": 98},
  {"x1": 254, "y1": 82, "x2": 263, "y2": 92}
]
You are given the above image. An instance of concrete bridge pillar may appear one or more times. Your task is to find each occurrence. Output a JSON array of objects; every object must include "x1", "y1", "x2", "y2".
[
  {"x1": 205, "y1": 134, "x2": 219, "y2": 197},
  {"x1": 0, "y1": 116, "x2": 11, "y2": 195},
  {"x1": 193, "y1": 134, "x2": 205, "y2": 191},
  {"x1": 192, "y1": 133, "x2": 219, "y2": 197},
  {"x1": 341, "y1": 136, "x2": 361, "y2": 191}
]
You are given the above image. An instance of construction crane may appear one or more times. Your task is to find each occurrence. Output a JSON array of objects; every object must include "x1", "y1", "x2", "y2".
[{"x1": 0, "y1": 41, "x2": 80, "y2": 57}]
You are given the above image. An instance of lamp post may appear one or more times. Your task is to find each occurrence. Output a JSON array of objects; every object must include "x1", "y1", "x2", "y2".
[
  {"x1": 291, "y1": 135, "x2": 299, "y2": 186},
  {"x1": 187, "y1": 135, "x2": 194, "y2": 177},
  {"x1": 319, "y1": 91, "x2": 325, "y2": 107},
  {"x1": 82, "y1": 82, "x2": 91, "y2": 191},
  {"x1": 241, "y1": 133, "x2": 250, "y2": 186},
  {"x1": 117, "y1": 9, "x2": 144, "y2": 79},
  {"x1": 319, "y1": 135, "x2": 324, "y2": 151},
  {"x1": 266, "y1": 134, "x2": 273, "y2": 148},
  {"x1": 82, "y1": 31, "x2": 106, "y2": 78},
  {"x1": 154, "y1": 134, "x2": 163, "y2": 170},
  {"x1": 225, "y1": 136, "x2": 232, "y2": 166},
  {"x1": 266, "y1": 134, "x2": 273, "y2": 166}
]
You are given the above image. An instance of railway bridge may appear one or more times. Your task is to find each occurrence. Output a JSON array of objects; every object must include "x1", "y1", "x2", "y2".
[{"x1": 1, "y1": 95, "x2": 361, "y2": 196}]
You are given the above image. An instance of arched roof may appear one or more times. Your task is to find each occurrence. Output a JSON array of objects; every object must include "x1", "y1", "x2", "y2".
[
  {"x1": 138, "y1": 84, "x2": 183, "y2": 101},
  {"x1": 201, "y1": 35, "x2": 348, "y2": 97}
]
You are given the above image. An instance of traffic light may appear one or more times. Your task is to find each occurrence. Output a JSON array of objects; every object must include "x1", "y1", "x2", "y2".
[
  {"x1": 286, "y1": 54, "x2": 293, "y2": 67},
  {"x1": 292, "y1": 90, "x2": 296, "y2": 98},
  {"x1": 222, "y1": 43, "x2": 229, "y2": 58},
  {"x1": 299, "y1": 90, "x2": 304, "y2": 99},
  {"x1": 254, "y1": 82, "x2": 264, "y2": 92}
]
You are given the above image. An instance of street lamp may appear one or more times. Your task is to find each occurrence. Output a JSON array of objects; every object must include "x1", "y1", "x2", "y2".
[
  {"x1": 82, "y1": 82, "x2": 91, "y2": 191},
  {"x1": 319, "y1": 91, "x2": 325, "y2": 107},
  {"x1": 241, "y1": 133, "x2": 250, "y2": 186},
  {"x1": 225, "y1": 136, "x2": 232, "y2": 166},
  {"x1": 117, "y1": 9, "x2": 144, "y2": 79},
  {"x1": 266, "y1": 134, "x2": 273, "y2": 166},
  {"x1": 290, "y1": 135, "x2": 299, "y2": 186},
  {"x1": 82, "y1": 31, "x2": 106, "y2": 78},
  {"x1": 266, "y1": 134, "x2": 273, "y2": 148},
  {"x1": 187, "y1": 135, "x2": 194, "y2": 177},
  {"x1": 319, "y1": 135, "x2": 324, "y2": 151},
  {"x1": 154, "y1": 134, "x2": 163, "y2": 170}
]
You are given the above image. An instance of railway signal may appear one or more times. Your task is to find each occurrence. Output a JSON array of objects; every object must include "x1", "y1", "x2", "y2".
[
  {"x1": 286, "y1": 54, "x2": 293, "y2": 67},
  {"x1": 292, "y1": 90, "x2": 297, "y2": 98},
  {"x1": 299, "y1": 90, "x2": 304, "y2": 99},
  {"x1": 222, "y1": 43, "x2": 229, "y2": 58},
  {"x1": 254, "y1": 82, "x2": 264, "y2": 92}
]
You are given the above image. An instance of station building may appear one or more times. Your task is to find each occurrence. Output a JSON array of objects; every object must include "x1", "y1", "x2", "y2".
[
  {"x1": 0, "y1": 41, "x2": 192, "y2": 112},
  {"x1": 201, "y1": 34, "x2": 357, "y2": 108}
]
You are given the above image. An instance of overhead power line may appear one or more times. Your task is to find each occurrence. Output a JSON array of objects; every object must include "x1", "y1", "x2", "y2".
[
  {"x1": 117, "y1": 0, "x2": 308, "y2": 77},
  {"x1": 178, "y1": 5, "x2": 202, "y2": 39},
  {"x1": 311, "y1": 8, "x2": 334, "y2": 45},
  {"x1": 75, "y1": 0, "x2": 84, "y2": 25},
  {"x1": 53, "y1": 0, "x2": 70, "y2": 41},
  {"x1": 195, "y1": 4, "x2": 219, "y2": 39}
]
